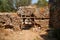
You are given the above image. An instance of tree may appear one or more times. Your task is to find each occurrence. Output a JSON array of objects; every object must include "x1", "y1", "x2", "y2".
[
  {"x1": 49, "y1": 0, "x2": 60, "y2": 40},
  {"x1": 0, "y1": 0, "x2": 14, "y2": 12},
  {"x1": 36, "y1": 0, "x2": 48, "y2": 7},
  {"x1": 0, "y1": 0, "x2": 32, "y2": 12},
  {"x1": 16, "y1": 0, "x2": 31, "y2": 7}
]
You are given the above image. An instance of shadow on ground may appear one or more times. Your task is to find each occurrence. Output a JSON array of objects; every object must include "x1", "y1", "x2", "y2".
[{"x1": 40, "y1": 29, "x2": 57, "y2": 40}]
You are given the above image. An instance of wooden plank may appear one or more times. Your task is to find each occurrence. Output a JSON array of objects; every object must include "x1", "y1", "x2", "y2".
[{"x1": 19, "y1": 17, "x2": 49, "y2": 19}]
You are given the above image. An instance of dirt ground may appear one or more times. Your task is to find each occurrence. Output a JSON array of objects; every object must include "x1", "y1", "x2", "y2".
[
  {"x1": 0, "y1": 29, "x2": 44, "y2": 40},
  {"x1": 0, "y1": 26, "x2": 57, "y2": 40}
]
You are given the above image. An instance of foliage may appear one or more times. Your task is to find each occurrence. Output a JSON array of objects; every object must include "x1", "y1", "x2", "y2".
[
  {"x1": 0, "y1": 0, "x2": 31, "y2": 12},
  {"x1": 16, "y1": 0, "x2": 31, "y2": 6},
  {"x1": 36, "y1": 0, "x2": 48, "y2": 7}
]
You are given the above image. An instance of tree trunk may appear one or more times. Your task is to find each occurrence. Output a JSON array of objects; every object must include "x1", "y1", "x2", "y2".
[{"x1": 49, "y1": 0, "x2": 60, "y2": 40}]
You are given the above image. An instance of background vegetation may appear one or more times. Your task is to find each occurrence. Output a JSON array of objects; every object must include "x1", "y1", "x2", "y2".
[{"x1": 0, "y1": 0, "x2": 48, "y2": 12}]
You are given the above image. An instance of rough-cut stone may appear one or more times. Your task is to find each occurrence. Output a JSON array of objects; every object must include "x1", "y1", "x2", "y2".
[{"x1": 0, "y1": 14, "x2": 21, "y2": 31}]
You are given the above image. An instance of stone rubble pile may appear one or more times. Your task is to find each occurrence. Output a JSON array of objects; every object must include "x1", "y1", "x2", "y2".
[{"x1": 0, "y1": 14, "x2": 21, "y2": 31}]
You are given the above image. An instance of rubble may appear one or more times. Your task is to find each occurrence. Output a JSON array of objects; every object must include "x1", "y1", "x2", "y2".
[
  {"x1": 0, "y1": 14, "x2": 21, "y2": 31},
  {"x1": 0, "y1": 6, "x2": 49, "y2": 31},
  {"x1": 17, "y1": 6, "x2": 49, "y2": 30}
]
